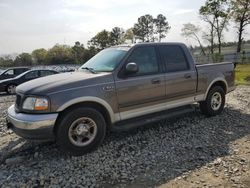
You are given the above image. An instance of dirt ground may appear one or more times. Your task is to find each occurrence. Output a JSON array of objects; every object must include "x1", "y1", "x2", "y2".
[{"x1": 160, "y1": 86, "x2": 250, "y2": 188}]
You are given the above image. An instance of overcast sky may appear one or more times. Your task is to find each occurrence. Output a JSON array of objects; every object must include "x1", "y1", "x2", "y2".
[{"x1": 0, "y1": 0, "x2": 249, "y2": 55}]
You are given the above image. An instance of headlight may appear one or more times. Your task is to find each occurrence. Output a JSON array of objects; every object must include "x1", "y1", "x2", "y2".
[{"x1": 23, "y1": 97, "x2": 49, "y2": 111}]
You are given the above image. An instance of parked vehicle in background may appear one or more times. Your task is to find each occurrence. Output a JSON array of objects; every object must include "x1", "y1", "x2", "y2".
[
  {"x1": 0, "y1": 69, "x2": 58, "y2": 94},
  {"x1": 6, "y1": 43, "x2": 236, "y2": 156},
  {"x1": 0, "y1": 67, "x2": 30, "y2": 81}
]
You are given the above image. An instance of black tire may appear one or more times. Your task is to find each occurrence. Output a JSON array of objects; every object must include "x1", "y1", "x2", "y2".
[
  {"x1": 199, "y1": 86, "x2": 225, "y2": 116},
  {"x1": 6, "y1": 84, "x2": 17, "y2": 94},
  {"x1": 56, "y1": 107, "x2": 106, "y2": 156}
]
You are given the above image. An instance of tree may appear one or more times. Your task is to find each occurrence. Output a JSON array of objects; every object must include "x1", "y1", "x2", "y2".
[
  {"x1": 84, "y1": 46, "x2": 98, "y2": 62},
  {"x1": 0, "y1": 55, "x2": 14, "y2": 67},
  {"x1": 14, "y1": 53, "x2": 32, "y2": 66},
  {"x1": 110, "y1": 27, "x2": 125, "y2": 45},
  {"x1": 133, "y1": 14, "x2": 154, "y2": 42},
  {"x1": 47, "y1": 44, "x2": 75, "y2": 64},
  {"x1": 231, "y1": 0, "x2": 250, "y2": 52},
  {"x1": 31, "y1": 48, "x2": 47, "y2": 65},
  {"x1": 181, "y1": 23, "x2": 206, "y2": 55},
  {"x1": 72, "y1": 41, "x2": 86, "y2": 64},
  {"x1": 124, "y1": 28, "x2": 135, "y2": 43},
  {"x1": 88, "y1": 30, "x2": 113, "y2": 50},
  {"x1": 154, "y1": 14, "x2": 171, "y2": 42},
  {"x1": 200, "y1": 0, "x2": 230, "y2": 54},
  {"x1": 202, "y1": 25, "x2": 216, "y2": 54}
]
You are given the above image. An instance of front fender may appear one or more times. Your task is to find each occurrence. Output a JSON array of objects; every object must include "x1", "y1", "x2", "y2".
[{"x1": 56, "y1": 96, "x2": 120, "y2": 123}]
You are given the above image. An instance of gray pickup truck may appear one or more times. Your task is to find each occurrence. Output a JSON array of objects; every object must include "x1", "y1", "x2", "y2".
[{"x1": 7, "y1": 43, "x2": 235, "y2": 156}]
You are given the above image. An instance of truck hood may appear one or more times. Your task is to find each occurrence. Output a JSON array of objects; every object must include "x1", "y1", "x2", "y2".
[{"x1": 16, "y1": 71, "x2": 113, "y2": 95}]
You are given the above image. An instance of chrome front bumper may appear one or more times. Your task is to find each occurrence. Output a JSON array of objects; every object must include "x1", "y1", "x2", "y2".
[{"x1": 7, "y1": 105, "x2": 58, "y2": 141}]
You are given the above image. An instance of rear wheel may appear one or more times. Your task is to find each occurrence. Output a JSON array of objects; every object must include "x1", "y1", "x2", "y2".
[
  {"x1": 199, "y1": 86, "x2": 225, "y2": 116},
  {"x1": 56, "y1": 107, "x2": 106, "y2": 156},
  {"x1": 6, "y1": 84, "x2": 16, "y2": 94}
]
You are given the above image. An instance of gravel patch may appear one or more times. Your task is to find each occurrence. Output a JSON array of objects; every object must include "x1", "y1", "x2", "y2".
[{"x1": 0, "y1": 86, "x2": 249, "y2": 187}]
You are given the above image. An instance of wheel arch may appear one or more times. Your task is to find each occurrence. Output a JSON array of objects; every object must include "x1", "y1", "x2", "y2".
[
  {"x1": 204, "y1": 78, "x2": 228, "y2": 99},
  {"x1": 5, "y1": 83, "x2": 17, "y2": 93},
  {"x1": 55, "y1": 97, "x2": 118, "y2": 126}
]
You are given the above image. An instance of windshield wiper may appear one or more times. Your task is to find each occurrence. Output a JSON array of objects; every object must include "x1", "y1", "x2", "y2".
[{"x1": 81, "y1": 67, "x2": 97, "y2": 74}]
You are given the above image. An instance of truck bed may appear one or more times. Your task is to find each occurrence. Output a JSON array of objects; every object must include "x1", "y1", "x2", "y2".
[{"x1": 195, "y1": 62, "x2": 235, "y2": 97}]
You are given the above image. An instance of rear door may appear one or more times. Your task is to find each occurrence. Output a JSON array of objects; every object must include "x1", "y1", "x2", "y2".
[
  {"x1": 115, "y1": 45, "x2": 166, "y2": 120},
  {"x1": 158, "y1": 45, "x2": 197, "y2": 100}
]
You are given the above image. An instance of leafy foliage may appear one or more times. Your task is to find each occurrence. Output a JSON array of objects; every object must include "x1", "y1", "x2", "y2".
[
  {"x1": 133, "y1": 14, "x2": 154, "y2": 42},
  {"x1": 88, "y1": 30, "x2": 113, "y2": 50},
  {"x1": 0, "y1": 42, "x2": 99, "y2": 67},
  {"x1": 231, "y1": 0, "x2": 250, "y2": 52},
  {"x1": 154, "y1": 14, "x2": 171, "y2": 42},
  {"x1": 32, "y1": 48, "x2": 48, "y2": 65},
  {"x1": 46, "y1": 44, "x2": 75, "y2": 65},
  {"x1": 124, "y1": 28, "x2": 135, "y2": 43},
  {"x1": 14, "y1": 53, "x2": 32, "y2": 66},
  {"x1": 88, "y1": 27, "x2": 125, "y2": 50},
  {"x1": 132, "y1": 14, "x2": 170, "y2": 42},
  {"x1": 1, "y1": 7, "x2": 249, "y2": 68},
  {"x1": 199, "y1": 0, "x2": 231, "y2": 54},
  {"x1": 0, "y1": 56, "x2": 14, "y2": 67},
  {"x1": 110, "y1": 27, "x2": 125, "y2": 45},
  {"x1": 72, "y1": 41, "x2": 85, "y2": 64},
  {"x1": 181, "y1": 23, "x2": 206, "y2": 55},
  {"x1": 71, "y1": 41, "x2": 97, "y2": 64}
]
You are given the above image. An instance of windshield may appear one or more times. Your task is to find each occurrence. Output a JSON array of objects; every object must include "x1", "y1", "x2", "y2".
[{"x1": 79, "y1": 48, "x2": 129, "y2": 72}]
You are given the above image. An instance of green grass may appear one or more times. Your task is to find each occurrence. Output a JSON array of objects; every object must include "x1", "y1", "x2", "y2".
[{"x1": 235, "y1": 64, "x2": 250, "y2": 85}]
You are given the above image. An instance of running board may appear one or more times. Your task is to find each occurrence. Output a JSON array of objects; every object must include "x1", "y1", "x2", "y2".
[{"x1": 112, "y1": 105, "x2": 195, "y2": 132}]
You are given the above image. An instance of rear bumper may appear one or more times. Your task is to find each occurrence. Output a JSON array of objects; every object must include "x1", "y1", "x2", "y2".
[{"x1": 7, "y1": 105, "x2": 58, "y2": 141}]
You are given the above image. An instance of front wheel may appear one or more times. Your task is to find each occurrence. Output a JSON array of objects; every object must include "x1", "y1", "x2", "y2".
[
  {"x1": 6, "y1": 84, "x2": 16, "y2": 94},
  {"x1": 56, "y1": 107, "x2": 106, "y2": 156},
  {"x1": 199, "y1": 86, "x2": 225, "y2": 116}
]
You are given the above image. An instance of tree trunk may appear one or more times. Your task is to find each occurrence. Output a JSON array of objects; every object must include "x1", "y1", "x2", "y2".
[
  {"x1": 158, "y1": 25, "x2": 161, "y2": 42},
  {"x1": 210, "y1": 34, "x2": 214, "y2": 54},
  {"x1": 194, "y1": 33, "x2": 206, "y2": 55},
  {"x1": 210, "y1": 20, "x2": 215, "y2": 55},
  {"x1": 218, "y1": 34, "x2": 222, "y2": 54},
  {"x1": 237, "y1": 21, "x2": 244, "y2": 53},
  {"x1": 215, "y1": 19, "x2": 222, "y2": 54}
]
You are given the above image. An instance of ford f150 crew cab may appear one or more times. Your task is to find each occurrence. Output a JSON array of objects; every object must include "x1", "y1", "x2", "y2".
[{"x1": 6, "y1": 43, "x2": 236, "y2": 156}]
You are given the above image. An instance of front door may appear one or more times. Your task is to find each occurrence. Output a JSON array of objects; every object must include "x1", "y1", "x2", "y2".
[{"x1": 115, "y1": 46, "x2": 165, "y2": 120}]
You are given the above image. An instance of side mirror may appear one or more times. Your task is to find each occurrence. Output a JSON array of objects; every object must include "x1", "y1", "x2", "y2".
[{"x1": 125, "y1": 62, "x2": 138, "y2": 74}]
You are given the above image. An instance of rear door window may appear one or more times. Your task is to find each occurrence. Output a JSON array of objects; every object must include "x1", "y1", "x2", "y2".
[
  {"x1": 159, "y1": 45, "x2": 189, "y2": 72},
  {"x1": 25, "y1": 71, "x2": 39, "y2": 80},
  {"x1": 40, "y1": 70, "x2": 55, "y2": 77}
]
